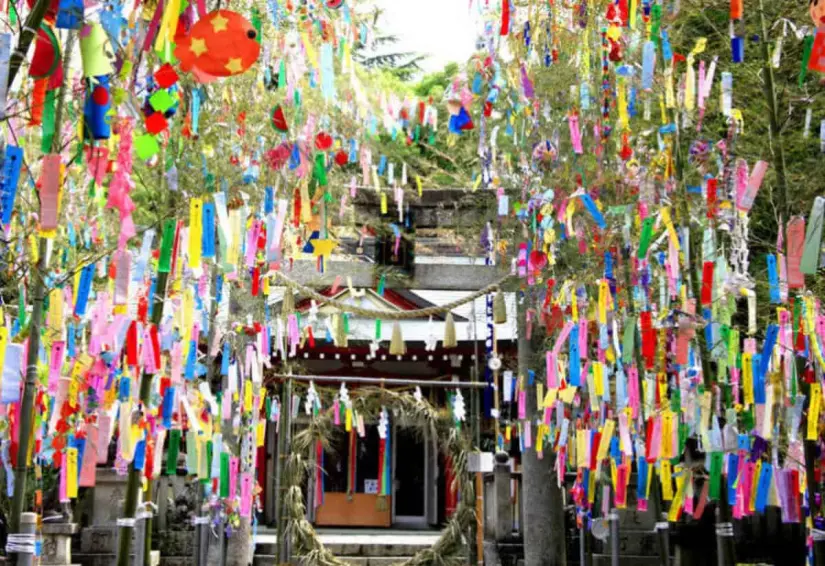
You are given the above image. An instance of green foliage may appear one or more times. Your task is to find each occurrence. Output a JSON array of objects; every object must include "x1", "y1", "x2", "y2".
[
  {"x1": 670, "y1": 0, "x2": 825, "y2": 305},
  {"x1": 413, "y1": 63, "x2": 461, "y2": 98}
]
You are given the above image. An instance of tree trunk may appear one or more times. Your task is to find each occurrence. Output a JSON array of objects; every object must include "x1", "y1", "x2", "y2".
[
  {"x1": 224, "y1": 517, "x2": 252, "y2": 566},
  {"x1": 519, "y1": 298, "x2": 567, "y2": 566}
]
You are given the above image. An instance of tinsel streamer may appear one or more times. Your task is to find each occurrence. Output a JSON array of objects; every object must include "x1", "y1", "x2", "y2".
[
  {"x1": 315, "y1": 440, "x2": 324, "y2": 508},
  {"x1": 382, "y1": 418, "x2": 391, "y2": 496},
  {"x1": 483, "y1": 293, "x2": 494, "y2": 416},
  {"x1": 378, "y1": 437, "x2": 385, "y2": 494},
  {"x1": 347, "y1": 428, "x2": 356, "y2": 496}
]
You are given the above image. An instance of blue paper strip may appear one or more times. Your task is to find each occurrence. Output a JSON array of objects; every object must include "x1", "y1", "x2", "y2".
[
  {"x1": 1, "y1": 145, "x2": 23, "y2": 227},
  {"x1": 202, "y1": 202, "x2": 216, "y2": 259},
  {"x1": 767, "y1": 255, "x2": 780, "y2": 303},
  {"x1": 74, "y1": 264, "x2": 95, "y2": 317}
]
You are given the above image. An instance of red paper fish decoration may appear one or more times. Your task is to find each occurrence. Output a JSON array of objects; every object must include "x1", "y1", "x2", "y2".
[
  {"x1": 30, "y1": 24, "x2": 62, "y2": 82},
  {"x1": 812, "y1": 0, "x2": 825, "y2": 26},
  {"x1": 326, "y1": 0, "x2": 344, "y2": 8},
  {"x1": 174, "y1": 10, "x2": 260, "y2": 82}
]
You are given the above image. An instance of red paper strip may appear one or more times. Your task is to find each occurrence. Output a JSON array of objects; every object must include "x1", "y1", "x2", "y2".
[
  {"x1": 126, "y1": 321, "x2": 139, "y2": 367},
  {"x1": 501, "y1": 0, "x2": 510, "y2": 36},
  {"x1": 701, "y1": 261, "x2": 714, "y2": 306},
  {"x1": 706, "y1": 178, "x2": 717, "y2": 218},
  {"x1": 251, "y1": 267, "x2": 260, "y2": 296}
]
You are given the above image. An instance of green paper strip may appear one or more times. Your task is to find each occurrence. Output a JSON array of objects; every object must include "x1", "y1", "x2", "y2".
[
  {"x1": 314, "y1": 153, "x2": 328, "y2": 186},
  {"x1": 801, "y1": 35, "x2": 815, "y2": 87},
  {"x1": 801, "y1": 197, "x2": 824, "y2": 275},
  {"x1": 375, "y1": 319, "x2": 382, "y2": 340},
  {"x1": 709, "y1": 451, "x2": 723, "y2": 500},
  {"x1": 621, "y1": 317, "x2": 636, "y2": 366},
  {"x1": 166, "y1": 429, "x2": 181, "y2": 475},
  {"x1": 637, "y1": 217, "x2": 655, "y2": 259},
  {"x1": 41, "y1": 89, "x2": 56, "y2": 153},
  {"x1": 202, "y1": 440, "x2": 213, "y2": 484},
  {"x1": 158, "y1": 219, "x2": 176, "y2": 273},
  {"x1": 18, "y1": 284, "x2": 26, "y2": 328},
  {"x1": 220, "y1": 453, "x2": 230, "y2": 497},
  {"x1": 727, "y1": 328, "x2": 739, "y2": 370}
]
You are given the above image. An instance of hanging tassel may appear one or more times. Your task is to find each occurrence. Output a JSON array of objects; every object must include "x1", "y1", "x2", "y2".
[
  {"x1": 493, "y1": 289, "x2": 507, "y2": 324},
  {"x1": 335, "y1": 313, "x2": 348, "y2": 348},
  {"x1": 389, "y1": 321, "x2": 406, "y2": 356},
  {"x1": 443, "y1": 312, "x2": 457, "y2": 349}
]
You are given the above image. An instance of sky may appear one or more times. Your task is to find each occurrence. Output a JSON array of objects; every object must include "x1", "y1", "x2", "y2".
[{"x1": 373, "y1": 0, "x2": 480, "y2": 74}]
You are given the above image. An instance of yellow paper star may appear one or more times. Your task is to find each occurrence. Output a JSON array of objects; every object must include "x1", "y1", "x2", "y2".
[
  {"x1": 225, "y1": 58, "x2": 243, "y2": 74},
  {"x1": 210, "y1": 12, "x2": 228, "y2": 32},
  {"x1": 311, "y1": 239, "x2": 337, "y2": 260},
  {"x1": 190, "y1": 37, "x2": 207, "y2": 57}
]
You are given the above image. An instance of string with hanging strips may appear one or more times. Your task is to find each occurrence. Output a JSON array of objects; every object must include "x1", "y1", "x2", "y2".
[{"x1": 269, "y1": 270, "x2": 512, "y2": 321}]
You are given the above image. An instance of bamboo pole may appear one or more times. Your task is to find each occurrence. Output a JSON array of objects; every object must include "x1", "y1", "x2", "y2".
[
  {"x1": 758, "y1": 0, "x2": 790, "y2": 223},
  {"x1": 276, "y1": 376, "x2": 293, "y2": 564},
  {"x1": 9, "y1": 28, "x2": 74, "y2": 542},
  {"x1": 7, "y1": 0, "x2": 50, "y2": 90}
]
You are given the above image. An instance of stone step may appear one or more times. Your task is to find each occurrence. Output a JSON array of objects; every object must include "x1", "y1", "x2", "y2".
[
  {"x1": 592, "y1": 555, "x2": 664, "y2": 566},
  {"x1": 255, "y1": 532, "x2": 440, "y2": 558},
  {"x1": 73, "y1": 552, "x2": 161, "y2": 566},
  {"x1": 254, "y1": 556, "x2": 416, "y2": 566}
]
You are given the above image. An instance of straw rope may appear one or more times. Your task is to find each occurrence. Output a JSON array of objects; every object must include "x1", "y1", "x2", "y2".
[
  {"x1": 284, "y1": 388, "x2": 475, "y2": 566},
  {"x1": 269, "y1": 270, "x2": 512, "y2": 319}
]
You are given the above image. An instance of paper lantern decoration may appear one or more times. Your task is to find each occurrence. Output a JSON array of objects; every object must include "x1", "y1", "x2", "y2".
[
  {"x1": 326, "y1": 0, "x2": 344, "y2": 8},
  {"x1": 29, "y1": 24, "x2": 61, "y2": 80},
  {"x1": 174, "y1": 10, "x2": 261, "y2": 82},
  {"x1": 79, "y1": 22, "x2": 114, "y2": 79},
  {"x1": 84, "y1": 75, "x2": 112, "y2": 140}
]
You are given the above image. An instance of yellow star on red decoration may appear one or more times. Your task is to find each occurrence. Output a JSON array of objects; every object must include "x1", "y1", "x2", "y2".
[
  {"x1": 210, "y1": 12, "x2": 228, "y2": 32},
  {"x1": 190, "y1": 37, "x2": 207, "y2": 57},
  {"x1": 225, "y1": 58, "x2": 243, "y2": 74}
]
